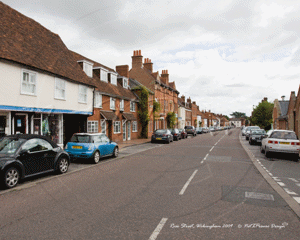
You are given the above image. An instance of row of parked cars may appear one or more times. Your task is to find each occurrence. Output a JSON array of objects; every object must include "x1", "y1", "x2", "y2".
[
  {"x1": 0, "y1": 132, "x2": 119, "y2": 189},
  {"x1": 242, "y1": 126, "x2": 300, "y2": 160}
]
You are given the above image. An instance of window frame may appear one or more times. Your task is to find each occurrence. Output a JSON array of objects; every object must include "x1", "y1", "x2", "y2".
[
  {"x1": 21, "y1": 69, "x2": 37, "y2": 96},
  {"x1": 132, "y1": 121, "x2": 138, "y2": 132},
  {"x1": 120, "y1": 99, "x2": 124, "y2": 111},
  {"x1": 113, "y1": 121, "x2": 121, "y2": 134},
  {"x1": 54, "y1": 78, "x2": 66, "y2": 100},
  {"x1": 94, "y1": 92, "x2": 102, "y2": 108},
  {"x1": 130, "y1": 101, "x2": 135, "y2": 112},
  {"x1": 87, "y1": 121, "x2": 98, "y2": 133},
  {"x1": 110, "y1": 97, "x2": 116, "y2": 110},
  {"x1": 78, "y1": 85, "x2": 88, "y2": 104},
  {"x1": 100, "y1": 68, "x2": 108, "y2": 82},
  {"x1": 110, "y1": 73, "x2": 118, "y2": 86}
]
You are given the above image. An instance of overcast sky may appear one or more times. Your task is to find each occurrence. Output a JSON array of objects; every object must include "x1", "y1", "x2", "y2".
[{"x1": 4, "y1": 0, "x2": 300, "y2": 117}]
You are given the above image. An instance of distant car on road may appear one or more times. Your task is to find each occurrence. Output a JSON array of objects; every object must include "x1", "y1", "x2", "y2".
[
  {"x1": 151, "y1": 129, "x2": 173, "y2": 144},
  {"x1": 202, "y1": 127, "x2": 210, "y2": 133},
  {"x1": 196, "y1": 127, "x2": 203, "y2": 134},
  {"x1": 185, "y1": 126, "x2": 196, "y2": 136},
  {"x1": 261, "y1": 130, "x2": 300, "y2": 160},
  {"x1": 0, "y1": 134, "x2": 70, "y2": 189},
  {"x1": 65, "y1": 133, "x2": 118, "y2": 164}
]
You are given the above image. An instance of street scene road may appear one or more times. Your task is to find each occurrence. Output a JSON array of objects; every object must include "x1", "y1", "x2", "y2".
[{"x1": 1, "y1": 128, "x2": 300, "y2": 240}]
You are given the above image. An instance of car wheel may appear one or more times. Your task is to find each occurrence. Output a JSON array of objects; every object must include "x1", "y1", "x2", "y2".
[
  {"x1": 93, "y1": 151, "x2": 100, "y2": 164},
  {"x1": 249, "y1": 140, "x2": 252, "y2": 145},
  {"x1": 57, "y1": 157, "x2": 69, "y2": 174},
  {"x1": 166, "y1": 138, "x2": 170, "y2": 144},
  {"x1": 113, "y1": 147, "x2": 119, "y2": 158},
  {"x1": 265, "y1": 149, "x2": 271, "y2": 158},
  {"x1": 4, "y1": 167, "x2": 20, "y2": 189}
]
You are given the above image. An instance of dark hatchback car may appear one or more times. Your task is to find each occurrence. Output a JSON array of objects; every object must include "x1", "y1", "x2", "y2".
[
  {"x1": 170, "y1": 128, "x2": 181, "y2": 141},
  {"x1": 249, "y1": 129, "x2": 267, "y2": 145},
  {"x1": 0, "y1": 134, "x2": 70, "y2": 189},
  {"x1": 185, "y1": 126, "x2": 196, "y2": 136},
  {"x1": 178, "y1": 129, "x2": 187, "y2": 139},
  {"x1": 151, "y1": 129, "x2": 173, "y2": 144}
]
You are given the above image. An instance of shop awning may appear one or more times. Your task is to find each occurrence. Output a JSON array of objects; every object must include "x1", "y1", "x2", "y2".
[
  {"x1": 122, "y1": 112, "x2": 137, "y2": 121},
  {"x1": 100, "y1": 111, "x2": 119, "y2": 120}
]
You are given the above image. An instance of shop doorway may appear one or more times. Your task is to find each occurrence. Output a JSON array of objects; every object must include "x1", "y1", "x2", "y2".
[
  {"x1": 0, "y1": 116, "x2": 6, "y2": 137},
  {"x1": 14, "y1": 114, "x2": 27, "y2": 134}
]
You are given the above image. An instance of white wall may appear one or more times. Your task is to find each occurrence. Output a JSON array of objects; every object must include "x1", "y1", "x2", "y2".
[{"x1": 0, "y1": 61, "x2": 93, "y2": 113}]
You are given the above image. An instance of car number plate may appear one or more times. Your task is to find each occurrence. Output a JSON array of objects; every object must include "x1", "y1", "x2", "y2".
[
  {"x1": 280, "y1": 142, "x2": 290, "y2": 145},
  {"x1": 156, "y1": 138, "x2": 162, "y2": 140},
  {"x1": 72, "y1": 146, "x2": 83, "y2": 149}
]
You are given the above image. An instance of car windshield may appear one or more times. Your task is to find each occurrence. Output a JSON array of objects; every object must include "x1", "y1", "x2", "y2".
[
  {"x1": 252, "y1": 130, "x2": 266, "y2": 135},
  {"x1": 270, "y1": 131, "x2": 298, "y2": 140},
  {"x1": 155, "y1": 130, "x2": 167, "y2": 134},
  {"x1": 0, "y1": 138, "x2": 26, "y2": 155},
  {"x1": 178, "y1": 129, "x2": 183, "y2": 132},
  {"x1": 70, "y1": 135, "x2": 91, "y2": 143},
  {"x1": 185, "y1": 126, "x2": 193, "y2": 129}
]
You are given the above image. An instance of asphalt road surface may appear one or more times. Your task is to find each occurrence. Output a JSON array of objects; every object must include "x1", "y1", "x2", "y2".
[{"x1": 1, "y1": 128, "x2": 300, "y2": 240}]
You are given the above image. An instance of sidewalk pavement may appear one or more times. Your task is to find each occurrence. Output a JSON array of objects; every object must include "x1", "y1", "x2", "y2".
[{"x1": 117, "y1": 137, "x2": 152, "y2": 150}]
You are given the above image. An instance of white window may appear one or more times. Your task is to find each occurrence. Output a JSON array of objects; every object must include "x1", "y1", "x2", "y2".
[
  {"x1": 132, "y1": 121, "x2": 138, "y2": 132},
  {"x1": 21, "y1": 70, "x2": 37, "y2": 95},
  {"x1": 120, "y1": 99, "x2": 124, "y2": 111},
  {"x1": 88, "y1": 121, "x2": 98, "y2": 133},
  {"x1": 113, "y1": 121, "x2": 121, "y2": 133},
  {"x1": 94, "y1": 92, "x2": 102, "y2": 108},
  {"x1": 83, "y1": 61, "x2": 93, "y2": 78},
  {"x1": 123, "y1": 78, "x2": 128, "y2": 88},
  {"x1": 78, "y1": 85, "x2": 88, "y2": 103},
  {"x1": 111, "y1": 74, "x2": 117, "y2": 85},
  {"x1": 101, "y1": 120, "x2": 106, "y2": 134},
  {"x1": 55, "y1": 78, "x2": 66, "y2": 100},
  {"x1": 100, "y1": 69, "x2": 108, "y2": 82},
  {"x1": 110, "y1": 97, "x2": 116, "y2": 110},
  {"x1": 130, "y1": 101, "x2": 135, "y2": 112}
]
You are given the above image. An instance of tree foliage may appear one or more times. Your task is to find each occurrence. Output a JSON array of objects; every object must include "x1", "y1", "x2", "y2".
[
  {"x1": 137, "y1": 86, "x2": 149, "y2": 138},
  {"x1": 251, "y1": 101, "x2": 274, "y2": 130},
  {"x1": 230, "y1": 111, "x2": 246, "y2": 118},
  {"x1": 166, "y1": 112, "x2": 176, "y2": 129}
]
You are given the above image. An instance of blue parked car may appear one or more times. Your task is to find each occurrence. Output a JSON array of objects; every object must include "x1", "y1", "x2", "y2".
[{"x1": 65, "y1": 133, "x2": 119, "y2": 164}]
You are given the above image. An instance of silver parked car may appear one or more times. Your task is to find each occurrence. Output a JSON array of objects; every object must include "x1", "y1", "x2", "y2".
[
  {"x1": 260, "y1": 130, "x2": 300, "y2": 159},
  {"x1": 245, "y1": 126, "x2": 260, "y2": 140}
]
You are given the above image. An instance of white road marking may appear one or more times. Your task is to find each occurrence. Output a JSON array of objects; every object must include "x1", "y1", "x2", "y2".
[
  {"x1": 179, "y1": 170, "x2": 198, "y2": 195},
  {"x1": 269, "y1": 173, "x2": 273, "y2": 176},
  {"x1": 272, "y1": 177, "x2": 281, "y2": 182},
  {"x1": 277, "y1": 182, "x2": 286, "y2": 187},
  {"x1": 149, "y1": 218, "x2": 168, "y2": 240},
  {"x1": 209, "y1": 146, "x2": 215, "y2": 152},
  {"x1": 293, "y1": 197, "x2": 300, "y2": 204},
  {"x1": 204, "y1": 154, "x2": 209, "y2": 160},
  {"x1": 289, "y1": 178, "x2": 299, "y2": 183},
  {"x1": 296, "y1": 183, "x2": 300, "y2": 187},
  {"x1": 284, "y1": 188, "x2": 298, "y2": 195}
]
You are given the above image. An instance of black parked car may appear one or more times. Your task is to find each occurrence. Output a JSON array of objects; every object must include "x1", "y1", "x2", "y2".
[
  {"x1": 249, "y1": 129, "x2": 267, "y2": 145},
  {"x1": 151, "y1": 129, "x2": 173, "y2": 144},
  {"x1": 0, "y1": 134, "x2": 70, "y2": 189},
  {"x1": 170, "y1": 128, "x2": 181, "y2": 141}
]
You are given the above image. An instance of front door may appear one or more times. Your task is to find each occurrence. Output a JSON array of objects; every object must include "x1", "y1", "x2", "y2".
[
  {"x1": 123, "y1": 121, "x2": 126, "y2": 141},
  {"x1": 0, "y1": 116, "x2": 6, "y2": 137},
  {"x1": 14, "y1": 114, "x2": 27, "y2": 134},
  {"x1": 127, "y1": 121, "x2": 131, "y2": 140}
]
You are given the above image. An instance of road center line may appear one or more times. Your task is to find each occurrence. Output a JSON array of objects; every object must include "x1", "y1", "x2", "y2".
[
  {"x1": 209, "y1": 146, "x2": 214, "y2": 152},
  {"x1": 149, "y1": 218, "x2": 168, "y2": 240},
  {"x1": 179, "y1": 170, "x2": 198, "y2": 195}
]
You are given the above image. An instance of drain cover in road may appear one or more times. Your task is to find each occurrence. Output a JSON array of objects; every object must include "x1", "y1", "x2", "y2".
[{"x1": 221, "y1": 185, "x2": 287, "y2": 208}]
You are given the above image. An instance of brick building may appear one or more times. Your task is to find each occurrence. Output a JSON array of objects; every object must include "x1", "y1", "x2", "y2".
[{"x1": 129, "y1": 50, "x2": 179, "y2": 133}]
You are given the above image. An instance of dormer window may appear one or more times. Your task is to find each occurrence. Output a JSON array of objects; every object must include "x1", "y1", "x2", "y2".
[
  {"x1": 78, "y1": 60, "x2": 93, "y2": 78},
  {"x1": 110, "y1": 73, "x2": 118, "y2": 86},
  {"x1": 100, "y1": 68, "x2": 108, "y2": 82},
  {"x1": 123, "y1": 78, "x2": 128, "y2": 89}
]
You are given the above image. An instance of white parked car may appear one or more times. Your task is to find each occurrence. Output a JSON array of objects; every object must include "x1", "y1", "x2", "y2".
[{"x1": 260, "y1": 130, "x2": 300, "y2": 159}]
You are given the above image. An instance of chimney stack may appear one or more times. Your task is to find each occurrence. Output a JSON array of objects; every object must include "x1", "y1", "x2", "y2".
[
  {"x1": 187, "y1": 97, "x2": 191, "y2": 103},
  {"x1": 132, "y1": 50, "x2": 143, "y2": 69},
  {"x1": 116, "y1": 65, "x2": 129, "y2": 78},
  {"x1": 161, "y1": 70, "x2": 169, "y2": 85},
  {"x1": 181, "y1": 95, "x2": 185, "y2": 103},
  {"x1": 281, "y1": 95, "x2": 285, "y2": 101},
  {"x1": 143, "y1": 58, "x2": 153, "y2": 73}
]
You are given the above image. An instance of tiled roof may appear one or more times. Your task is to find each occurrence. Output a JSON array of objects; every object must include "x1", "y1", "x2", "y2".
[
  {"x1": 71, "y1": 51, "x2": 138, "y2": 101},
  {"x1": 0, "y1": 2, "x2": 95, "y2": 87},
  {"x1": 279, "y1": 100, "x2": 289, "y2": 117},
  {"x1": 129, "y1": 78, "x2": 154, "y2": 94},
  {"x1": 100, "y1": 111, "x2": 119, "y2": 120},
  {"x1": 122, "y1": 112, "x2": 137, "y2": 121}
]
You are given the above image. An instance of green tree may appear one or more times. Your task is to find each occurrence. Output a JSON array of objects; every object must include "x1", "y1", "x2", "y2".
[
  {"x1": 230, "y1": 111, "x2": 246, "y2": 118},
  {"x1": 251, "y1": 100, "x2": 274, "y2": 130},
  {"x1": 166, "y1": 112, "x2": 176, "y2": 129},
  {"x1": 137, "y1": 86, "x2": 150, "y2": 138}
]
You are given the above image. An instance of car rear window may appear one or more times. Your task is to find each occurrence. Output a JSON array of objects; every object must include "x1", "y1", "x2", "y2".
[
  {"x1": 185, "y1": 126, "x2": 193, "y2": 129},
  {"x1": 70, "y1": 135, "x2": 91, "y2": 143},
  {"x1": 270, "y1": 131, "x2": 297, "y2": 140},
  {"x1": 155, "y1": 130, "x2": 167, "y2": 134}
]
